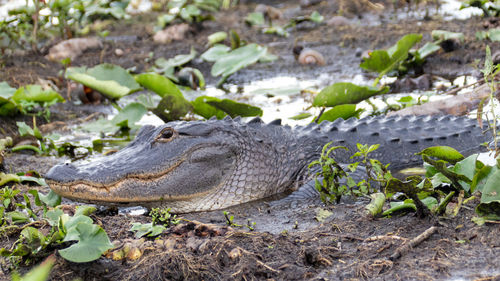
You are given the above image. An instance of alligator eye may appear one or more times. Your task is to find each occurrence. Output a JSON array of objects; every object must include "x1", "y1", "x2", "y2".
[{"x1": 155, "y1": 127, "x2": 177, "y2": 142}]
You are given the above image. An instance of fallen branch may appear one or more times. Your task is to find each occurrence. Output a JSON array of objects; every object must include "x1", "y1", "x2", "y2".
[
  {"x1": 389, "y1": 226, "x2": 438, "y2": 261},
  {"x1": 387, "y1": 83, "x2": 491, "y2": 117}
]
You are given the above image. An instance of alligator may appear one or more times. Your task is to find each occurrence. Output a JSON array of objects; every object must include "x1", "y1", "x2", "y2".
[{"x1": 45, "y1": 115, "x2": 491, "y2": 213}]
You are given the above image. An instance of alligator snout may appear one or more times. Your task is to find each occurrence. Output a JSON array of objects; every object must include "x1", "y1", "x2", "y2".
[{"x1": 45, "y1": 162, "x2": 80, "y2": 183}]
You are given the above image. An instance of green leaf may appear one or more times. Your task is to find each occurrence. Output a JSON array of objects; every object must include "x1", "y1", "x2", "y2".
[
  {"x1": 67, "y1": 64, "x2": 141, "y2": 99},
  {"x1": 130, "y1": 222, "x2": 166, "y2": 238},
  {"x1": 431, "y1": 30, "x2": 465, "y2": 43},
  {"x1": 476, "y1": 169, "x2": 500, "y2": 219},
  {"x1": 361, "y1": 34, "x2": 422, "y2": 76},
  {"x1": 201, "y1": 44, "x2": 231, "y2": 62},
  {"x1": 75, "y1": 205, "x2": 97, "y2": 216},
  {"x1": 317, "y1": 104, "x2": 362, "y2": 123},
  {"x1": 153, "y1": 48, "x2": 197, "y2": 74},
  {"x1": 245, "y1": 12, "x2": 265, "y2": 26},
  {"x1": 309, "y1": 11, "x2": 324, "y2": 23},
  {"x1": 82, "y1": 102, "x2": 147, "y2": 132},
  {"x1": 0, "y1": 81, "x2": 16, "y2": 99},
  {"x1": 16, "y1": 256, "x2": 55, "y2": 281},
  {"x1": 207, "y1": 31, "x2": 227, "y2": 46},
  {"x1": 313, "y1": 82, "x2": 389, "y2": 107},
  {"x1": 44, "y1": 209, "x2": 64, "y2": 226},
  {"x1": 16, "y1": 122, "x2": 35, "y2": 137},
  {"x1": 472, "y1": 165, "x2": 498, "y2": 193},
  {"x1": 211, "y1": 43, "x2": 268, "y2": 78},
  {"x1": 59, "y1": 222, "x2": 113, "y2": 263},
  {"x1": 417, "y1": 146, "x2": 465, "y2": 164},
  {"x1": 0, "y1": 172, "x2": 21, "y2": 186},
  {"x1": 136, "y1": 73, "x2": 183, "y2": 98},
  {"x1": 21, "y1": 227, "x2": 46, "y2": 249},
  {"x1": 417, "y1": 42, "x2": 441, "y2": 59},
  {"x1": 39, "y1": 190, "x2": 61, "y2": 207},
  {"x1": 289, "y1": 112, "x2": 312, "y2": 120},
  {"x1": 7, "y1": 211, "x2": 29, "y2": 224},
  {"x1": 12, "y1": 85, "x2": 64, "y2": 104},
  {"x1": 365, "y1": 192, "x2": 385, "y2": 216},
  {"x1": 206, "y1": 98, "x2": 263, "y2": 118},
  {"x1": 452, "y1": 154, "x2": 478, "y2": 192},
  {"x1": 191, "y1": 96, "x2": 226, "y2": 119}
]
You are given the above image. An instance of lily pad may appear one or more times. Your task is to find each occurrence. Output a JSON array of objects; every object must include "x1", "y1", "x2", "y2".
[
  {"x1": 82, "y1": 102, "x2": 147, "y2": 132},
  {"x1": 136, "y1": 73, "x2": 183, "y2": 98},
  {"x1": 67, "y1": 64, "x2": 141, "y2": 99},
  {"x1": 201, "y1": 44, "x2": 231, "y2": 62},
  {"x1": 211, "y1": 43, "x2": 268, "y2": 78},
  {"x1": 153, "y1": 47, "x2": 197, "y2": 74},
  {"x1": 206, "y1": 98, "x2": 263, "y2": 118},
  {"x1": 313, "y1": 82, "x2": 389, "y2": 107},
  {"x1": 59, "y1": 222, "x2": 113, "y2": 263},
  {"x1": 191, "y1": 96, "x2": 227, "y2": 119},
  {"x1": 192, "y1": 95, "x2": 262, "y2": 118},
  {"x1": 12, "y1": 85, "x2": 64, "y2": 104}
]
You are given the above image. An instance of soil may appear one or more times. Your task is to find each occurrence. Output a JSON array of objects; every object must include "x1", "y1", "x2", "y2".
[{"x1": 1, "y1": 0, "x2": 500, "y2": 280}]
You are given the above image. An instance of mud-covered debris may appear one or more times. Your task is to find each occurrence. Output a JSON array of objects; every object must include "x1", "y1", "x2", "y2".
[
  {"x1": 327, "y1": 16, "x2": 350, "y2": 26},
  {"x1": 45, "y1": 37, "x2": 102, "y2": 62},
  {"x1": 106, "y1": 238, "x2": 148, "y2": 261},
  {"x1": 153, "y1": 23, "x2": 190, "y2": 44},
  {"x1": 355, "y1": 259, "x2": 393, "y2": 278},
  {"x1": 169, "y1": 220, "x2": 232, "y2": 237},
  {"x1": 303, "y1": 246, "x2": 333, "y2": 266},
  {"x1": 255, "y1": 4, "x2": 282, "y2": 20}
]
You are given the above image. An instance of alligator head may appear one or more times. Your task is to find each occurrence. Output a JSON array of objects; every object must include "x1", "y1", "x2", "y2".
[{"x1": 45, "y1": 118, "x2": 303, "y2": 212}]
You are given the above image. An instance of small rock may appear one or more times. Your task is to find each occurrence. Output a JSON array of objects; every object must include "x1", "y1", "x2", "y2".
[
  {"x1": 326, "y1": 16, "x2": 350, "y2": 26},
  {"x1": 46, "y1": 37, "x2": 102, "y2": 62},
  {"x1": 153, "y1": 23, "x2": 190, "y2": 44},
  {"x1": 114, "y1": 48, "x2": 124, "y2": 56},
  {"x1": 355, "y1": 48, "x2": 363, "y2": 57}
]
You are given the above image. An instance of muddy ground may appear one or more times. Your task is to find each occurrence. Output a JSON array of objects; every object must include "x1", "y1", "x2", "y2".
[{"x1": 1, "y1": 0, "x2": 500, "y2": 280}]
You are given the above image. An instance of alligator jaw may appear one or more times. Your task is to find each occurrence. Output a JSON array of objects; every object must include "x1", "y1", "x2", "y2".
[{"x1": 45, "y1": 159, "x2": 208, "y2": 204}]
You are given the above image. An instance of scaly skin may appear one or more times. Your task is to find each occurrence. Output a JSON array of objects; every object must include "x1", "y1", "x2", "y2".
[{"x1": 45, "y1": 115, "x2": 490, "y2": 213}]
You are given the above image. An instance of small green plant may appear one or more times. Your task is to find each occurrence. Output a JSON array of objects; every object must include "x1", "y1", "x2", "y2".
[
  {"x1": 130, "y1": 207, "x2": 181, "y2": 238},
  {"x1": 308, "y1": 142, "x2": 391, "y2": 204},
  {"x1": 150, "y1": 207, "x2": 180, "y2": 226},
  {"x1": 0, "y1": 0, "x2": 130, "y2": 52},
  {"x1": 222, "y1": 211, "x2": 256, "y2": 231},
  {"x1": 0, "y1": 82, "x2": 65, "y2": 120},
  {"x1": 155, "y1": 0, "x2": 223, "y2": 31},
  {"x1": 223, "y1": 211, "x2": 241, "y2": 227},
  {"x1": 0, "y1": 183, "x2": 112, "y2": 264}
]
